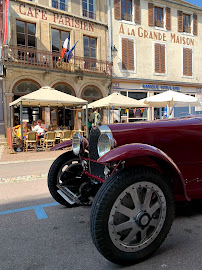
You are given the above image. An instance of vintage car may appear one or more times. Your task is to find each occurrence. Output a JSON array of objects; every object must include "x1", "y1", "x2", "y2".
[{"x1": 48, "y1": 116, "x2": 202, "y2": 265}]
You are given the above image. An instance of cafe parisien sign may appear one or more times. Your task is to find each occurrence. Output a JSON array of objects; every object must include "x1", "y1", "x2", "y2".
[
  {"x1": 119, "y1": 24, "x2": 194, "y2": 46},
  {"x1": 19, "y1": 3, "x2": 94, "y2": 32}
]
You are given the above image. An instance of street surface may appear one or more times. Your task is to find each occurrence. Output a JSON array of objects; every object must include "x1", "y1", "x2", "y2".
[{"x1": 0, "y1": 160, "x2": 202, "y2": 270}]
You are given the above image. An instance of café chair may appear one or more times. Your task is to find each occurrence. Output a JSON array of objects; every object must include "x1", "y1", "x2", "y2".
[
  {"x1": 24, "y1": 131, "x2": 37, "y2": 152},
  {"x1": 43, "y1": 131, "x2": 55, "y2": 150},
  {"x1": 54, "y1": 129, "x2": 62, "y2": 144},
  {"x1": 60, "y1": 130, "x2": 72, "y2": 143}
]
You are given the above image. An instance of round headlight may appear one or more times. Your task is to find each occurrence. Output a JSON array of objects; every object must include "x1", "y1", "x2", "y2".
[
  {"x1": 72, "y1": 133, "x2": 83, "y2": 155},
  {"x1": 98, "y1": 133, "x2": 114, "y2": 158}
]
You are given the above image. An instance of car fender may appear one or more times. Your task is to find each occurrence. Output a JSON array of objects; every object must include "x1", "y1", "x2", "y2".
[
  {"x1": 98, "y1": 143, "x2": 190, "y2": 201},
  {"x1": 51, "y1": 140, "x2": 72, "y2": 151}
]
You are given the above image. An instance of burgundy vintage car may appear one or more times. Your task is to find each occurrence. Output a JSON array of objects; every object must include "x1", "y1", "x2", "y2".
[{"x1": 48, "y1": 115, "x2": 202, "y2": 265}]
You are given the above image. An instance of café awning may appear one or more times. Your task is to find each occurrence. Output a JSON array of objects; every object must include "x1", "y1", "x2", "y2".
[
  {"x1": 9, "y1": 86, "x2": 88, "y2": 107},
  {"x1": 83, "y1": 93, "x2": 148, "y2": 109}
]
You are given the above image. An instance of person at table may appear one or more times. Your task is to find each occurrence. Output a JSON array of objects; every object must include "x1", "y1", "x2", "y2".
[
  {"x1": 31, "y1": 121, "x2": 37, "y2": 131},
  {"x1": 13, "y1": 121, "x2": 29, "y2": 139},
  {"x1": 33, "y1": 119, "x2": 48, "y2": 139}
]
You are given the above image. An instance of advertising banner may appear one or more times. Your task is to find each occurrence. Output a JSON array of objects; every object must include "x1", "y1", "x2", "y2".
[{"x1": 3, "y1": 0, "x2": 9, "y2": 45}]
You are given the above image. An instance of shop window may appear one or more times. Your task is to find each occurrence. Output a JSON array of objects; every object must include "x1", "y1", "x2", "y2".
[
  {"x1": 122, "y1": 38, "x2": 135, "y2": 71},
  {"x1": 83, "y1": 36, "x2": 97, "y2": 69},
  {"x1": 183, "y1": 48, "x2": 193, "y2": 77},
  {"x1": 154, "y1": 43, "x2": 166, "y2": 75},
  {"x1": 119, "y1": 91, "x2": 147, "y2": 122},
  {"x1": 82, "y1": 0, "x2": 95, "y2": 20},
  {"x1": 82, "y1": 87, "x2": 102, "y2": 103},
  {"x1": 54, "y1": 84, "x2": 75, "y2": 96},
  {"x1": 16, "y1": 21, "x2": 36, "y2": 48},
  {"x1": 52, "y1": 0, "x2": 68, "y2": 11}
]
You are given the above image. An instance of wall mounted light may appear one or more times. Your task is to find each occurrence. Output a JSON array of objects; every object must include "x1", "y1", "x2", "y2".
[{"x1": 111, "y1": 45, "x2": 118, "y2": 57}]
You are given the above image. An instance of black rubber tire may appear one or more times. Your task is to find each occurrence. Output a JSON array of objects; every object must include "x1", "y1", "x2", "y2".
[
  {"x1": 48, "y1": 151, "x2": 81, "y2": 207},
  {"x1": 90, "y1": 167, "x2": 175, "y2": 265}
]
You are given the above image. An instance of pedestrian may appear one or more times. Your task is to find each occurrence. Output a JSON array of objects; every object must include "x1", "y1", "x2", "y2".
[{"x1": 89, "y1": 108, "x2": 101, "y2": 126}]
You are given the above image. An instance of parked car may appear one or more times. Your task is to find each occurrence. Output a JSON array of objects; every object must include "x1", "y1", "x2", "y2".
[{"x1": 48, "y1": 116, "x2": 202, "y2": 265}]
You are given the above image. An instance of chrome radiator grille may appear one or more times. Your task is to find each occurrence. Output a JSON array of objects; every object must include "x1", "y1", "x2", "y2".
[{"x1": 89, "y1": 127, "x2": 105, "y2": 179}]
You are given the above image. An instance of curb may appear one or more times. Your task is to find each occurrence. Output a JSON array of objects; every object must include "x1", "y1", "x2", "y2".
[
  {"x1": 0, "y1": 173, "x2": 48, "y2": 184},
  {"x1": 0, "y1": 158, "x2": 55, "y2": 165}
]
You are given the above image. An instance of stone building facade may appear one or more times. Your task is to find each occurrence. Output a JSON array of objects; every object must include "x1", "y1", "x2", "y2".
[
  {"x1": 110, "y1": 0, "x2": 202, "y2": 121},
  {"x1": 2, "y1": 0, "x2": 111, "y2": 131}
]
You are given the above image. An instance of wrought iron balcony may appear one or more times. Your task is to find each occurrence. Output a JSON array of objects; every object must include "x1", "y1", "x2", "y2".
[{"x1": 3, "y1": 46, "x2": 112, "y2": 77}]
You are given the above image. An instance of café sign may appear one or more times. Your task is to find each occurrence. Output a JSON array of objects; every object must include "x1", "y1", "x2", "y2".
[
  {"x1": 119, "y1": 24, "x2": 194, "y2": 46},
  {"x1": 19, "y1": 4, "x2": 94, "y2": 32}
]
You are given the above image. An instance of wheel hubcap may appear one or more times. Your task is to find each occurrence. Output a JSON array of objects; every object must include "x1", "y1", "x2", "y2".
[
  {"x1": 108, "y1": 181, "x2": 166, "y2": 252},
  {"x1": 135, "y1": 211, "x2": 151, "y2": 229}
]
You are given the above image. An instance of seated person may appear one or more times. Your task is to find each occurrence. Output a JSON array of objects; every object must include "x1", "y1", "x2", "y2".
[
  {"x1": 31, "y1": 121, "x2": 37, "y2": 131},
  {"x1": 13, "y1": 121, "x2": 29, "y2": 140},
  {"x1": 33, "y1": 119, "x2": 48, "y2": 139}
]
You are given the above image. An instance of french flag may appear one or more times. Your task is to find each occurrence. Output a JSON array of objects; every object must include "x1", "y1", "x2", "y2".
[
  {"x1": 61, "y1": 33, "x2": 70, "y2": 59},
  {"x1": 66, "y1": 40, "x2": 79, "y2": 62}
]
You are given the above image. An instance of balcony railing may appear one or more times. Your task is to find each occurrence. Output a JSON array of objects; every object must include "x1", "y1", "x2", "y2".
[{"x1": 3, "y1": 46, "x2": 112, "y2": 77}]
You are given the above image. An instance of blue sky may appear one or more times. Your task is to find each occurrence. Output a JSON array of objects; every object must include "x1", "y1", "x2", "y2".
[{"x1": 185, "y1": 0, "x2": 202, "y2": 7}]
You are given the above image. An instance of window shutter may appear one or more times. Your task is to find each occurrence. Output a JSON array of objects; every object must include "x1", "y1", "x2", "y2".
[
  {"x1": 187, "y1": 49, "x2": 192, "y2": 76},
  {"x1": 128, "y1": 39, "x2": 134, "y2": 70},
  {"x1": 155, "y1": 43, "x2": 165, "y2": 74},
  {"x1": 183, "y1": 48, "x2": 188, "y2": 76},
  {"x1": 193, "y1": 13, "x2": 198, "y2": 35},
  {"x1": 160, "y1": 44, "x2": 165, "y2": 74},
  {"x1": 183, "y1": 48, "x2": 192, "y2": 76},
  {"x1": 134, "y1": 0, "x2": 141, "y2": 24},
  {"x1": 155, "y1": 43, "x2": 160, "y2": 73},
  {"x1": 178, "y1": 10, "x2": 183, "y2": 32},
  {"x1": 122, "y1": 38, "x2": 128, "y2": 70},
  {"x1": 148, "y1": 3, "x2": 154, "y2": 26},
  {"x1": 114, "y1": 0, "x2": 121, "y2": 20},
  {"x1": 166, "y1": 7, "x2": 171, "y2": 30}
]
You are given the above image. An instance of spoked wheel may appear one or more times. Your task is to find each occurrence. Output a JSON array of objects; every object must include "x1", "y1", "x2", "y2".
[
  {"x1": 48, "y1": 151, "x2": 83, "y2": 207},
  {"x1": 90, "y1": 167, "x2": 175, "y2": 265}
]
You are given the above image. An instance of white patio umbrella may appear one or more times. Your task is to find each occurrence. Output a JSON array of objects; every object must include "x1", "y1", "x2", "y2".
[
  {"x1": 84, "y1": 92, "x2": 147, "y2": 109},
  {"x1": 10, "y1": 86, "x2": 89, "y2": 144},
  {"x1": 143, "y1": 90, "x2": 199, "y2": 116},
  {"x1": 82, "y1": 93, "x2": 148, "y2": 123}
]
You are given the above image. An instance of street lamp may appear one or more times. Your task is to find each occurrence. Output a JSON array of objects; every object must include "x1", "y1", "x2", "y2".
[{"x1": 111, "y1": 45, "x2": 118, "y2": 58}]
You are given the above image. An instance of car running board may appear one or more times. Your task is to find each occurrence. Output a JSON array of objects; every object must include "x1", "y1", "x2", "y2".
[{"x1": 57, "y1": 185, "x2": 80, "y2": 205}]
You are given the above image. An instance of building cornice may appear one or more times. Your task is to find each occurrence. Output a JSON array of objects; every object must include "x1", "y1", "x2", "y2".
[{"x1": 160, "y1": 0, "x2": 202, "y2": 12}]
